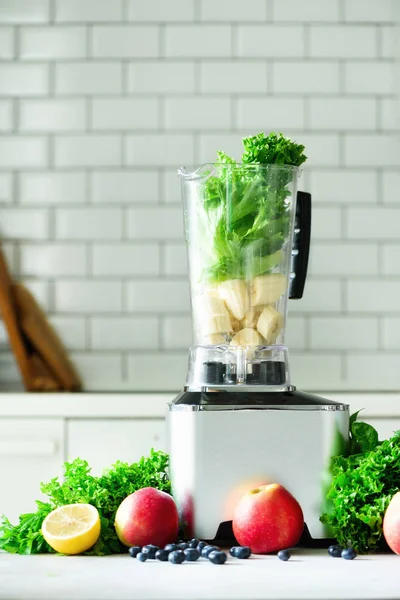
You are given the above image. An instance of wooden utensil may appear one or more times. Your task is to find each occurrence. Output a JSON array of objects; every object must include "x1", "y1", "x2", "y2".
[
  {"x1": 0, "y1": 244, "x2": 33, "y2": 389},
  {"x1": 29, "y1": 354, "x2": 61, "y2": 391},
  {"x1": 12, "y1": 283, "x2": 82, "y2": 391}
]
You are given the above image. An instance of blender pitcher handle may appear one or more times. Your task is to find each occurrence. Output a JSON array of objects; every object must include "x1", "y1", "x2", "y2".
[{"x1": 289, "y1": 191, "x2": 311, "y2": 300}]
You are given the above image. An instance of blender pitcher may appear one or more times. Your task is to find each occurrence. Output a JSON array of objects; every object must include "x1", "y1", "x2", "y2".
[{"x1": 178, "y1": 162, "x2": 311, "y2": 391}]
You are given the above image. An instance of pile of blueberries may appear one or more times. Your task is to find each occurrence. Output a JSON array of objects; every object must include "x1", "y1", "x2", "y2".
[
  {"x1": 128, "y1": 539, "x2": 252, "y2": 565},
  {"x1": 328, "y1": 544, "x2": 357, "y2": 560}
]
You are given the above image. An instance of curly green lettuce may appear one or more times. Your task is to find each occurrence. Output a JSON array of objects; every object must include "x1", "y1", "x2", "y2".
[
  {"x1": 0, "y1": 450, "x2": 170, "y2": 556},
  {"x1": 320, "y1": 414, "x2": 400, "y2": 553},
  {"x1": 201, "y1": 132, "x2": 307, "y2": 283}
]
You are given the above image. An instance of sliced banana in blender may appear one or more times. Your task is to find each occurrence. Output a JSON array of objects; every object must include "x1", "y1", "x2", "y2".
[
  {"x1": 230, "y1": 327, "x2": 263, "y2": 346},
  {"x1": 250, "y1": 273, "x2": 286, "y2": 306},
  {"x1": 242, "y1": 305, "x2": 264, "y2": 329},
  {"x1": 218, "y1": 279, "x2": 249, "y2": 321},
  {"x1": 193, "y1": 293, "x2": 232, "y2": 336},
  {"x1": 203, "y1": 333, "x2": 229, "y2": 345},
  {"x1": 231, "y1": 316, "x2": 242, "y2": 334},
  {"x1": 256, "y1": 306, "x2": 284, "y2": 344}
]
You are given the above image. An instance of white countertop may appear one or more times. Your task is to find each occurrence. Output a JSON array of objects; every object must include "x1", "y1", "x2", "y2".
[
  {"x1": 0, "y1": 549, "x2": 399, "y2": 600},
  {"x1": 0, "y1": 392, "x2": 399, "y2": 418}
]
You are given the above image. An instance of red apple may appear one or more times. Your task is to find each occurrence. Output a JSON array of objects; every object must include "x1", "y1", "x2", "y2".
[
  {"x1": 232, "y1": 483, "x2": 304, "y2": 553},
  {"x1": 114, "y1": 487, "x2": 179, "y2": 548},
  {"x1": 383, "y1": 491, "x2": 400, "y2": 554}
]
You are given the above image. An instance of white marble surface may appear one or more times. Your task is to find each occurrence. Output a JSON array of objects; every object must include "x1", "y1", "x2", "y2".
[{"x1": 0, "y1": 549, "x2": 399, "y2": 600}]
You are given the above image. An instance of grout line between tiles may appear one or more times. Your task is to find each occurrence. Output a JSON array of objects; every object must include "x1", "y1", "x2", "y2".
[
  {"x1": 49, "y1": 0, "x2": 55, "y2": 23},
  {"x1": 86, "y1": 24, "x2": 92, "y2": 58},
  {"x1": 86, "y1": 242, "x2": 93, "y2": 277},
  {"x1": 376, "y1": 24, "x2": 383, "y2": 59},
  {"x1": 341, "y1": 353, "x2": 347, "y2": 382},
  {"x1": 194, "y1": 0, "x2": 201, "y2": 22},
  {"x1": 266, "y1": 0, "x2": 273, "y2": 22},
  {"x1": 376, "y1": 96, "x2": 382, "y2": 131},
  {"x1": 13, "y1": 25, "x2": 19, "y2": 59},
  {"x1": 303, "y1": 24, "x2": 310, "y2": 59},
  {"x1": 231, "y1": 24, "x2": 237, "y2": 58},
  {"x1": 266, "y1": 60, "x2": 273, "y2": 94},
  {"x1": 85, "y1": 315, "x2": 92, "y2": 351},
  {"x1": 158, "y1": 315, "x2": 164, "y2": 351},
  {"x1": 122, "y1": 0, "x2": 129, "y2": 21},
  {"x1": 341, "y1": 279, "x2": 347, "y2": 314},
  {"x1": 377, "y1": 315, "x2": 385, "y2": 351},
  {"x1": 338, "y1": 0, "x2": 345, "y2": 23},
  {"x1": 121, "y1": 352, "x2": 128, "y2": 381},
  {"x1": 338, "y1": 60, "x2": 345, "y2": 94},
  {"x1": 159, "y1": 23, "x2": 165, "y2": 58}
]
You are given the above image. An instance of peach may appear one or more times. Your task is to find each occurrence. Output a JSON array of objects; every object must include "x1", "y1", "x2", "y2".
[
  {"x1": 232, "y1": 483, "x2": 304, "y2": 554},
  {"x1": 383, "y1": 491, "x2": 400, "y2": 554},
  {"x1": 114, "y1": 487, "x2": 179, "y2": 548}
]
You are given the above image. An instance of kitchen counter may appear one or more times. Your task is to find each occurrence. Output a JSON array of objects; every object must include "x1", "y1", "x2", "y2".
[
  {"x1": 0, "y1": 549, "x2": 399, "y2": 600},
  {"x1": 0, "y1": 392, "x2": 399, "y2": 418}
]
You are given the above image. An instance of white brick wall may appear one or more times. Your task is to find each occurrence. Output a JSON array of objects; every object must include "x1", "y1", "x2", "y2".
[{"x1": 0, "y1": 0, "x2": 399, "y2": 392}]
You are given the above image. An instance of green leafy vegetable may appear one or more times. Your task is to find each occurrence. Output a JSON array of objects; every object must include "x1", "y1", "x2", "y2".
[
  {"x1": 321, "y1": 415, "x2": 400, "y2": 553},
  {"x1": 201, "y1": 132, "x2": 307, "y2": 283},
  {"x1": 0, "y1": 449, "x2": 170, "y2": 556}
]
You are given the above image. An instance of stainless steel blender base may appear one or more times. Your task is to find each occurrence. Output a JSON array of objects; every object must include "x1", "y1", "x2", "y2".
[{"x1": 167, "y1": 391, "x2": 349, "y2": 543}]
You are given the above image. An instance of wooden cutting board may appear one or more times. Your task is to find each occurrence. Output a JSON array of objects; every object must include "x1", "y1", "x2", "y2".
[
  {"x1": 0, "y1": 245, "x2": 62, "y2": 391},
  {"x1": 12, "y1": 283, "x2": 82, "y2": 391},
  {"x1": 0, "y1": 245, "x2": 32, "y2": 389}
]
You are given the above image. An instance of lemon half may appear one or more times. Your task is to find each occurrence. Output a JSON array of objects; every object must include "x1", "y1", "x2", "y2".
[{"x1": 42, "y1": 504, "x2": 101, "y2": 555}]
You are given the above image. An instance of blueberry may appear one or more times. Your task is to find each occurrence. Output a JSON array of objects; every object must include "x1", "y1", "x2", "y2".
[
  {"x1": 208, "y1": 550, "x2": 227, "y2": 565},
  {"x1": 201, "y1": 545, "x2": 219, "y2": 559},
  {"x1": 197, "y1": 541, "x2": 207, "y2": 552},
  {"x1": 341, "y1": 547, "x2": 357, "y2": 560},
  {"x1": 142, "y1": 544, "x2": 159, "y2": 559},
  {"x1": 178, "y1": 542, "x2": 189, "y2": 550},
  {"x1": 235, "y1": 546, "x2": 251, "y2": 559},
  {"x1": 168, "y1": 550, "x2": 186, "y2": 564},
  {"x1": 184, "y1": 548, "x2": 200, "y2": 561},
  {"x1": 128, "y1": 546, "x2": 141, "y2": 558},
  {"x1": 155, "y1": 549, "x2": 169, "y2": 562},
  {"x1": 277, "y1": 549, "x2": 291, "y2": 561},
  {"x1": 328, "y1": 544, "x2": 343, "y2": 558},
  {"x1": 136, "y1": 552, "x2": 148, "y2": 562},
  {"x1": 188, "y1": 538, "x2": 200, "y2": 549},
  {"x1": 164, "y1": 543, "x2": 179, "y2": 552}
]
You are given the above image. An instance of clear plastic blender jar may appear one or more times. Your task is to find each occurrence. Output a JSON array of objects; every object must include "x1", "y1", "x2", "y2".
[{"x1": 178, "y1": 163, "x2": 303, "y2": 390}]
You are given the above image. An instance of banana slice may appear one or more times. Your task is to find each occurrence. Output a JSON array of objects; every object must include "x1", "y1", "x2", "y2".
[
  {"x1": 219, "y1": 279, "x2": 249, "y2": 321},
  {"x1": 242, "y1": 306, "x2": 264, "y2": 329},
  {"x1": 250, "y1": 273, "x2": 287, "y2": 306},
  {"x1": 256, "y1": 306, "x2": 284, "y2": 344},
  {"x1": 193, "y1": 293, "x2": 232, "y2": 336},
  {"x1": 203, "y1": 333, "x2": 229, "y2": 345},
  {"x1": 231, "y1": 316, "x2": 242, "y2": 334},
  {"x1": 230, "y1": 328, "x2": 263, "y2": 347}
]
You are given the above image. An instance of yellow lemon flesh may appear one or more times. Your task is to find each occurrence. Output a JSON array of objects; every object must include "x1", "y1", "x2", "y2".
[{"x1": 42, "y1": 504, "x2": 101, "y2": 555}]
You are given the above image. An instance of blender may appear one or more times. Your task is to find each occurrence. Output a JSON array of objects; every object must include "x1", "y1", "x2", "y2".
[{"x1": 168, "y1": 161, "x2": 349, "y2": 543}]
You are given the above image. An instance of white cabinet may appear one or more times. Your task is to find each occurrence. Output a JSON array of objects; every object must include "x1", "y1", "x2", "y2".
[
  {"x1": 0, "y1": 391, "x2": 399, "y2": 529},
  {"x1": 0, "y1": 419, "x2": 64, "y2": 523},
  {"x1": 67, "y1": 419, "x2": 166, "y2": 476}
]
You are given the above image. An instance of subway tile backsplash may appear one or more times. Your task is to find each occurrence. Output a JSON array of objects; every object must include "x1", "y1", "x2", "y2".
[{"x1": 0, "y1": 0, "x2": 399, "y2": 392}]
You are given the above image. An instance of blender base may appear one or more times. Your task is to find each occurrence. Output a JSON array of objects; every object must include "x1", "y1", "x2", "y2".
[
  {"x1": 204, "y1": 520, "x2": 336, "y2": 549},
  {"x1": 168, "y1": 389, "x2": 349, "y2": 543}
]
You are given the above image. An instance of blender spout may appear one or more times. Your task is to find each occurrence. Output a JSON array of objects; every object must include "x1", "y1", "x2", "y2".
[{"x1": 178, "y1": 163, "x2": 217, "y2": 182}]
